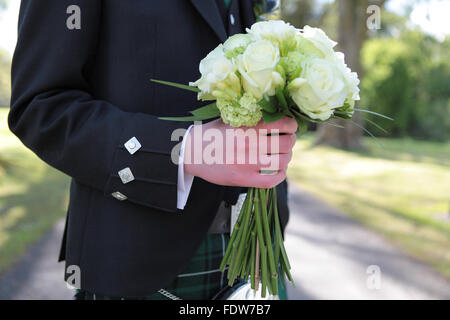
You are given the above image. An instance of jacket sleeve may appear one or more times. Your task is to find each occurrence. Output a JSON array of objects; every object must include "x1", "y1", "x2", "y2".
[{"x1": 8, "y1": 0, "x2": 188, "y2": 212}]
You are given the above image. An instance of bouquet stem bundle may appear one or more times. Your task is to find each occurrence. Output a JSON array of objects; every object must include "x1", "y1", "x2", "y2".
[{"x1": 219, "y1": 187, "x2": 293, "y2": 298}]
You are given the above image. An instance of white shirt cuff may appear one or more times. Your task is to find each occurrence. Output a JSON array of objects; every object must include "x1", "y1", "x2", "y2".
[{"x1": 177, "y1": 125, "x2": 194, "y2": 210}]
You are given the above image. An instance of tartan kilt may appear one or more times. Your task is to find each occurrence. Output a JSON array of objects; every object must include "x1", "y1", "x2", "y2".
[
  {"x1": 73, "y1": 233, "x2": 288, "y2": 300},
  {"x1": 74, "y1": 233, "x2": 231, "y2": 300}
]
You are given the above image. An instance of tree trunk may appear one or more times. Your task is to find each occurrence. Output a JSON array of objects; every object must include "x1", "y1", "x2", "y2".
[
  {"x1": 281, "y1": 0, "x2": 315, "y2": 28},
  {"x1": 315, "y1": 0, "x2": 368, "y2": 150}
]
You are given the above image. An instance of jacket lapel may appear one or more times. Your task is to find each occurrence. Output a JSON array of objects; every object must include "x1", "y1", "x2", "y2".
[
  {"x1": 239, "y1": 0, "x2": 257, "y2": 29},
  {"x1": 190, "y1": 0, "x2": 228, "y2": 42}
]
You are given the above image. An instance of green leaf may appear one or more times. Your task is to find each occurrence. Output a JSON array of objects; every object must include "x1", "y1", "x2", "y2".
[
  {"x1": 275, "y1": 87, "x2": 288, "y2": 110},
  {"x1": 289, "y1": 105, "x2": 317, "y2": 124},
  {"x1": 333, "y1": 111, "x2": 353, "y2": 119},
  {"x1": 324, "y1": 120, "x2": 345, "y2": 128},
  {"x1": 258, "y1": 94, "x2": 277, "y2": 113},
  {"x1": 349, "y1": 119, "x2": 384, "y2": 148},
  {"x1": 158, "y1": 115, "x2": 207, "y2": 122},
  {"x1": 190, "y1": 102, "x2": 220, "y2": 118},
  {"x1": 355, "y1": 108, "x2": 394, "y2": 121},
  {"x1": 296, "y1": 118, "x2": 307, "y2": 135},
  {"x1": 262, "y1": 111, "x2": 284, "y2": 123},
  {"x1": 159, "y1": 102, "x2": 220, "y2": 122},
  {"x1": 151, "y1": 79, "x2": 200, "y2": 93}
]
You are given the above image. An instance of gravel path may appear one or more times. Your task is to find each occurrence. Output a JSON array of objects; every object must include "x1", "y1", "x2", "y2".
[
  {"x1": 0, "y1": 219, "x2": 73, "y2": 300},
  {"x1": 285, "y1": 184, "x2": 450, "y2": 300}
]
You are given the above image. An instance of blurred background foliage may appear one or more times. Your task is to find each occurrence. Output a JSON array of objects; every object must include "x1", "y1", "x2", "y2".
[
  {"x1": 362, "y1": 31, "x2": 450, "y2": 141},
  {"x1": 0, "y1": 49, "x2": 11, "y2": 108},
  {"x1": 0, "y1": 0, "x2": 10, "y2": 107}
]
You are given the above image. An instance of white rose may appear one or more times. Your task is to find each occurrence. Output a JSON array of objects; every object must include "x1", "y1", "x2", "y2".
[
  {"x1": 288, "y1": 58, "x2": 349, "y2": 121},
  {"x1": 190, "y1": 44, "x2": 237, "y2": 100},
  {"x1": 335, "y1": 51, "x2": 360, "y2": 101},
  {"x1": 223, "y1": 34, "x2": 252, "y2": 58},
  {"x1": 299, "y1": 25, "x2": 337, "y2": 60},
  {"x1": 237, "y1": 40, "x2": 283, "y2": 100},
  {"x1": 247, "y1": 20, "x2": 298, "y2": 45}
]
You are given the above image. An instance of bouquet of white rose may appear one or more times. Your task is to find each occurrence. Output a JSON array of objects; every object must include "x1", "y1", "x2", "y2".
[{"x1": 153, "y1": 20, "x2": 386, "y2": 298}]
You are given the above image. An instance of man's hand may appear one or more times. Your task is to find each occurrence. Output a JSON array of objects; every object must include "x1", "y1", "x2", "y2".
[{"x1": 184, "y1": 117, "x2": 297, "y2": 189}]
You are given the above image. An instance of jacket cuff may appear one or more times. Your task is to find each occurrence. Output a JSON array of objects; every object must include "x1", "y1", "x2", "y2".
[{"x1": 104, "y1": 113, "x2": 190, "y2": 212}]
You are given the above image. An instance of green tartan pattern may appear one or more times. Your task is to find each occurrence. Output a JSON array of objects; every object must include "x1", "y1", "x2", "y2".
[{"x1": 74, "y1": 234, "x2": 231, "y2": 300}]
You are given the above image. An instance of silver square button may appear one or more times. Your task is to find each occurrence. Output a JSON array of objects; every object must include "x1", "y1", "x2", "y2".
[
  {"x1": 111, "y1": 191, "x2": 128, "y2": 201},
  {"x1": 118, "y1": 167, "x2": 135, "y2": 184},
  {"x1": 124, "y1": 137, "x2": 142, "y2": 155}
]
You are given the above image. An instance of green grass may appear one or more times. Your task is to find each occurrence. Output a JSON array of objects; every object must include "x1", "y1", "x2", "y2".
[
  {"x1": 0, "y1": 108, "x2": 70, "y2": 274},
  {"x1": 288, "y1": 134, "x2": 450, "y2": 278}
]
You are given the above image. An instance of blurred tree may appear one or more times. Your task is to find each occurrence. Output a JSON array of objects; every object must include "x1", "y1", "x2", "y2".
[
  {"x1": 0, "y1": 49, "x2": 11, "y2": 107},
  {"x1": 0, "y1": 0, "x2": 11, "y2": 107},
  {"x1": 281, "y1": 0, "x2": 332, "y2": 30},
  {"x1": 0, "y1": 51, "x2": 10, "y2": 178},
  {"x1": 281, "y1": 0, "x2": 314, "y2": 27},
  {"x1": 0, "y1": 0, "x2": 11, "y2": 169},
  {"x1": 362, "y1": 31, "x2": 450, "y2": 141}
]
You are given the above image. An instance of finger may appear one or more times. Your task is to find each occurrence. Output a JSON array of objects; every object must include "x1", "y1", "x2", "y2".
[
  {"x1": 257, "y1": 117, "x2": 298, "y2": 134},
  {"x1": 258, "y1": 153, "x2": 292, "y2": 170},
  {"x1": 263, "y1": 134, "x2": 296, "y2": 154},
  {"x1": 251, "y1": 169, "x2": 287, "y2": 189}
]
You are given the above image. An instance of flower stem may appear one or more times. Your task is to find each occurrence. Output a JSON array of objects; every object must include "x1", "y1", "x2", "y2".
[
  {"x1": 254, "y1": 191, "x2": 271, "y2": 296},
  {"x1": 219, "y1": 188, "x2": 253, "y2": 271},
  {"x1": 254, "y1": 238, "x2": 260, "y2": 291},
  {"x1": 258, "y1": 188, "x2": 279, "y2": 296}
]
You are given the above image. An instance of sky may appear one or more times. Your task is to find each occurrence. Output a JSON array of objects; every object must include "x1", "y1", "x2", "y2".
[
  {"x1": 0, "y1": 0, "x2": 449, "y2": 55},
  {"x1": 387, "y1": 0, "x2": 450, "y2": 41}
]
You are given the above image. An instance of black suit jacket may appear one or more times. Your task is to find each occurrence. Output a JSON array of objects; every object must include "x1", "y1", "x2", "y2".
[{"x1": 9, "y1": 0, "x2": 289, "y2": 297}]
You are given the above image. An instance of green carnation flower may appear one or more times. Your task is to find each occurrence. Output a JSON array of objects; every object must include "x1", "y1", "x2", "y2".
[{"x1": 217, "y1": 93, "x2": 262, "y2": 127}]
